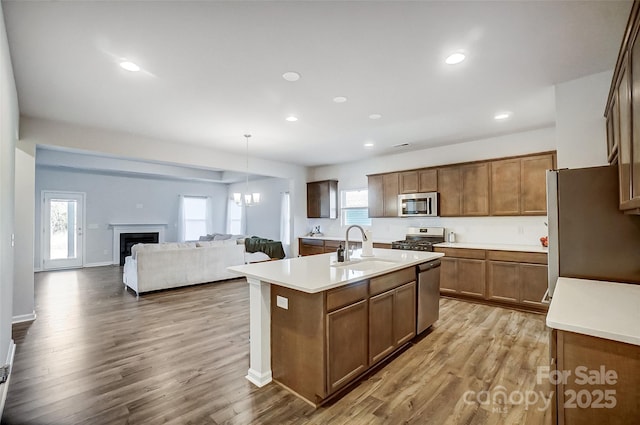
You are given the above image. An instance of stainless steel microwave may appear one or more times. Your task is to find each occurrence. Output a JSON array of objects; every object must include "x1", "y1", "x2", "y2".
[{"x1": 398, "y1": 192, "x2": 439, "y2": 217}]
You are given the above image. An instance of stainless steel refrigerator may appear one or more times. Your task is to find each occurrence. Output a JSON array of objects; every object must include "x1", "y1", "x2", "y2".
[{"x1": 546, "y1": 165, "x2": 640, "y2": 299}]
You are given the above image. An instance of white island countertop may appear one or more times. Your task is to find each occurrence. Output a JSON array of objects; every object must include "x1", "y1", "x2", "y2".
[
  {"x1": 228, "y1": 248, "x2": 443, "y2": 293},
  {"x1": 546, "y1": 277, "x2": 640, "y2": 346}
]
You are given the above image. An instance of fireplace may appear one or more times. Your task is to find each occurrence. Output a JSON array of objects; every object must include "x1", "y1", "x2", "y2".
[
  {"x1": 110, "y1": 224, "x2": 166, "y2": 265},
  {"x1": 120, "y1": 232, "x2": 159, "y2": 265}
]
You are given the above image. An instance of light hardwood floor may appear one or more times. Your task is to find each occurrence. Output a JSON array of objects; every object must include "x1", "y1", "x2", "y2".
[{"x1": 3, "y1": 267, "x2": 552, "y2": 425}]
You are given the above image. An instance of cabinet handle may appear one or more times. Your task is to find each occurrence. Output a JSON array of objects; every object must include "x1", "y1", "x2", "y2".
[{"x1": 540, "y1": 288, "x2": 551, "y2": 304}]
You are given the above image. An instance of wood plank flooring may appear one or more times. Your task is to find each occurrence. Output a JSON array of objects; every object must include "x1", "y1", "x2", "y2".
[{"x1": 3, "y1": 267, "x2": 552, "y2": 424}]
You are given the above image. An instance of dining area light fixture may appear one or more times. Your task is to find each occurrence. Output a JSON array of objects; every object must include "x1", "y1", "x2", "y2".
[{"x1": 233, "y1": 134, "x2": 261, "y2": 207}]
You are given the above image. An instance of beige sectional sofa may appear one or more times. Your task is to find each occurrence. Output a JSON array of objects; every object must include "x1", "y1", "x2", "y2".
[{"x1": 123, "y1": 240, "x2": 246, "y2": 295}]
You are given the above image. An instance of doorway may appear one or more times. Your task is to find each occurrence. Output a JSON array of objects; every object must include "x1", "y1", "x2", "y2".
[{"x1": 42, "y1": 191, "x2": 85, "y2": 270}]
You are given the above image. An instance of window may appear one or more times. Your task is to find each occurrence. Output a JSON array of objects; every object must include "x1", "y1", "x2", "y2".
[
  {"x1": 341, "y1": 189, "x2": 371, "y2": 226},
  {"x1": 181, "y1": 196, "x2": 209, "y2": 241},
  {"x1": 227, "y1": 199, "x2": 243, "y2": 235}
]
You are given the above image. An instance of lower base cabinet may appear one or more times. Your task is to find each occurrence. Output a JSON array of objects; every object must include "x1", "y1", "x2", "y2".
[
  {"x1": 550, "y1": 329, "x2": 640, "y2": 424},
  {"x1": 271, "y1": 265, "x2": 421, "y2": 406},
  {"x1": 369, "y1": 281, "x2": 416, "y2": 365},
  {"x1": 435, "y1": 246, "x2": 548, "y2": 311},
  {"x1": 327, "y1": 300, "x2": 369, "y2": 393}
]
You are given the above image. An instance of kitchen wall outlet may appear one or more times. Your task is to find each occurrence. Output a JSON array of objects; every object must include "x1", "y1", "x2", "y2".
[
  {"x1": 136, "y1": 203, "x2": 143, "y2": 209},
  {"x1": 518, "y1": 226, "x2": 524, "y2": 235},
  {"x1": 88, "y1": 223, "x2": 99, "y2": 230},
  {"x1": 276, "y1": 295, "x2": 289, "y2": 310}
]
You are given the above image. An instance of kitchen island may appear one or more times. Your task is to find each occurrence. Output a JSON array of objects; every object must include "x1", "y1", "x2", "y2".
[{"x1": 228, "y1": 248, "x2": 443, "y2": 405}]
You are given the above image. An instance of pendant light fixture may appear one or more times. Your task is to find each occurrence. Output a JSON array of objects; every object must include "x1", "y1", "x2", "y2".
[{"x1": 233, "y1": 134, "x2": 261, "y2": 207}]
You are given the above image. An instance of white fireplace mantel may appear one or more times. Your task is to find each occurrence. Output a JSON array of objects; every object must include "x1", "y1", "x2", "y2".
[{"x1": 110, "y1": 224, "x2": 167, "y2": 265}]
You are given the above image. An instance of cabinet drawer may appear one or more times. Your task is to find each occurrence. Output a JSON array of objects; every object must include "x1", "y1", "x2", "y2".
[
  {"x1": 370, "y1": 268, "x2": 416, "y2": 296},
  {"x1": 300, "y1": 238, "x2": 324, "y2": 247},
  {"x1": 326, "y1": 280, "x2": 368, "y2": 312},
  {"x1": 324, "y1": 240, "x2": 344, "y2": 249},
  {"x1": 434, "y1": 247, "x2": 486, "y2": 260},
  {"x1": 373, "y1": 243, "x2": 392, "y2": 249},
  {"x1": 487, "y1": 250, "x2": 547, "y2": 264}
]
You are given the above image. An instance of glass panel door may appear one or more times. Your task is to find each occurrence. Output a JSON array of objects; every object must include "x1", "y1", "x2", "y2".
[{"x1": 42, "y1": 192, "x2": 84, "y2": 270}]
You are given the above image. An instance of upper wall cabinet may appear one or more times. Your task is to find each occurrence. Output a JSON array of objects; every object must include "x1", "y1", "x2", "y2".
[
  {"x1": 491, "y1": 153, "x2": 556, "y2": 216},
  {"x1": 399, "y1": 169, "x2": 438, "y2": 194},
  {"x1": 606, "y1": 1, "x2": 640, "y2": 214},
  {"x1": 307, "y1": 180, "x2": 338, "y2": 219},
  {"x1": 368, "y1": 151, "x2": 555, "y2": 218},
  {"x1": 368, "y1": 173, "x2": 399, "y2": 217}
]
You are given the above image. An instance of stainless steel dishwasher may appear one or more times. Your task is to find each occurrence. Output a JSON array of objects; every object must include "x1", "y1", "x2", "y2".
[{"x1": 416, "y1": 260, "x2": 441, "y2": 334}]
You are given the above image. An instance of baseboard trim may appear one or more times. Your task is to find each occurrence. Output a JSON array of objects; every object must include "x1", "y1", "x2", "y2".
[
  {"x1": 34, "y1": 266, "x2": 42, "y2": 273},
  {"x1": 12, "y1": 312, "x2": 36, "y2": 324},
  {"x1": 84, "y1": 261, "x2": 114, "y2": 268},
  {"x1": 0, "y1": 340, "x2": 16, "y2": 419}
]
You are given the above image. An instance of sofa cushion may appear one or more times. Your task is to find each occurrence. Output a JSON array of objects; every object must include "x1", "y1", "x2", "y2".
[
  {"x1": 196, "y1": 240, "x2": 225, "y2": 248},
  {"x1": 131, "y1": 242, "x2": 196, "y2": 259}
]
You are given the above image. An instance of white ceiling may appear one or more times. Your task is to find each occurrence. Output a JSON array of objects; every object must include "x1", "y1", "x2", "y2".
[{"x1": 3, "y1": 0, "x2": 632, "y2": 168}]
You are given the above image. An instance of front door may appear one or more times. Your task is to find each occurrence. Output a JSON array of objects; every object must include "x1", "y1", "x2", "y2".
[{"x1": 42, "y1": 191, "x2": 84, "y2": 270}]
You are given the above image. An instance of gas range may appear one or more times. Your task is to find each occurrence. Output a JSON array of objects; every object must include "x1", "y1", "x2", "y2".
[{"x1": 391, "y1": 227, "x2": 445, "y2": 252}]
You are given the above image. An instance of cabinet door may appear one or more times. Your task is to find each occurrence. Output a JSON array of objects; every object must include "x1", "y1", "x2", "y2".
[
  {"x1": 367, "y1": 175, "x2": 384, "y2": 218},
  {"x1": 630, "y1": 34, "x2": 640, "y2": 207},
  {"x1": 486, "y1": 261, "x2": 519, "y2": 304},
  {"x1": 437, "y1": 167, "x2": 462, "y2": 216},
  {"x1": 326, "y1": 300, "x2": 368, "y2": 394},
  {"x1": 439, "y1": 257, "x2": 458, "y2": 294},
  {"x1": 461, "y1": 163, "x2": 490, "y2": 216},
  {"x1": 490, "y1": 159, "x2": 521, "y2": 215},
  {"x1": 383, "y1": 173, "x2": 400, "y2": 217},
  {"x1": 519, "y1": 263, "x2": 548, "y2": 308},
  {"x1": 619, "y1": 61, "x2": 633, "y2": 206},
  {"x1": 521, "y1": 154, "x2": 554, "y2": 215},
  {"x1": 307, "y1": 182, "x2": 322, "y2": 218},
  {"x1": 399, "y1": 171, "x2": 418, "y2": 194},
  {"x1": 369, "y1": 291, "x2": 395, "y2": 365},
  {"x1": 299, "y1": 239, "x2": 325, "y2": 256},
  {"x1": 394, "y1": 281, "x2": 416, "y2": 346},
  {"x1": 457, "y1": 259, "x2": 485, "y2": 298},
  {"x1": 606, "y1": 102, "x2": 618, "y2": 164},
  {"x1": 418, "y1": 169, "x2": 438, "y2": 192}
]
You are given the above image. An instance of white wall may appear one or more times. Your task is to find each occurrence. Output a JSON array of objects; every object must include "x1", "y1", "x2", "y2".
[
  {"x1": 555, "y1": 70, "x2": 611, "y2": 169},
  {"x1": 13, "y1": 140, "x2": 34, "y2": 321},
  {"x1": 0, "y1": 0, "x2": 18, "y2": 380},
  {"x1": 228, "y1": 177, "x2": 290, "y2": 242},
  {"x1": 20, "y1": 117, "x2": 309, "y2": 257},
  {"x1": 35, "y1": 167, "x2": 230, "y2": 267},
  {"x1": 308, "y1": 127, "x2": 556, "y2": 244}
]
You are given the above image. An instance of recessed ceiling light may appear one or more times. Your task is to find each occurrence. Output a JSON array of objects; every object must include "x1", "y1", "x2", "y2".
[
  {"x1": 286, "y1": 116, "x2": 298, "y2": 122},
  {"x1": 369, "y1": 113, "x2": 382, "y2": 120},
  {"x1": 445, "y1": 52, "x2": 466, "y2": 65},
  {"x1": 282, "y1": 71, "x2": 301, "y2": 82},
  {"x1": 119, "y1": 61, "x2": 140, "y2": 72},
  {"x1": 494, "y1": 112, "x2": 512, "y2": 121},
  {"x1": 333, "y1": 96, "x2": 347, "y2": 103},
  {"x1": 364, "y1": 142, "x2": 374, "y2": 148}
]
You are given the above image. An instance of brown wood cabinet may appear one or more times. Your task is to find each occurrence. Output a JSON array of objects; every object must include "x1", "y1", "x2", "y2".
[
  {"x1": 435, "y1": 246, "x2": 548, "y2": 311},
  {"x1": 605, "y1": 2, "x2": 640, "y2": 213},
  {"x1": 368, "y1": 151, "x2": 554, "y2": 218},
  {"x1": 270, "y1": 265, "x2": 422, "y2": 406},
  {"x1": 550, "y1": 330, "x2": 640, "y2": 425},
  {"x1": 367, "y1": 173, "x2": 399, "y2": 217},
  {"x1": 490, "y1": 153, "x2": 555, "y2": 216},
  {"x1": 307, "y1": 180, "x2": 338, "y2": 219},
  {"x1": 437, "y1": 167, "x2": 462, "y2": 216},
  {"x1": 299, "y1": 238, "x2": 362, "y2": 256},
  {"x1": 461, "y1": 163, "x2": 490, "y2": 216},
  {"x1": 327, "y1": 299, "x2": 369, "y2": 394},
  {"x1": 399, "y1": 169, "x2": 438, "y2": 193},
  {"x1": 434, "y1": 248, "x2": 486, "y2": 299},
  {"x1": 369, "y1": 281, "x2": 416, "y2": 365}
]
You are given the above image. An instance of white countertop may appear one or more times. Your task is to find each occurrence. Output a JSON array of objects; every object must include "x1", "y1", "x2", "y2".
[
  {"x1": 228, "y1": 248, "x2": 443, "y2": 293},
  {"x1": 434, "y1": 242, "x2": 548, "y2": 253},
  {"x1": 299, "y1": 235, "x2": 396, "y2": 244},
  {"x1": 546, "y1": 277, "x2": 640, "y2": 346}
]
